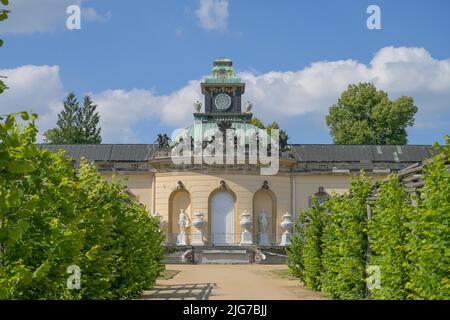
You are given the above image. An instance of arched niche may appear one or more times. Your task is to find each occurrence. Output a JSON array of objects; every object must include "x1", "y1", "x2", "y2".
[
  {"x1": 168, "y1": 189, "x2": 191, "y2": 244},
  {"x1": 208, "y1": 186, "x2": 237, "y2": 245},
  {"x1": 253, "y1": 189, "x2": 277, "y2": 245}
]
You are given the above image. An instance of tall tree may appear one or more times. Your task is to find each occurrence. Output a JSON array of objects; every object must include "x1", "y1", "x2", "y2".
[
  {"x1": 326, "y1": 83, "x2": 418, "y2": 145},
  {"x1": 44, "y1": 93, "x2": 102, "y2": 144},
  {"x1": 76, "y1": 96, "x2": 102, "y2": 144},
  {"x1": 56, "y1": 92, "x2": 80, "y2": 143}
]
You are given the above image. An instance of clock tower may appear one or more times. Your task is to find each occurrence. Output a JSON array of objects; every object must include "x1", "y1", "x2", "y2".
[
  {"x1": 171, "y1": 58, "x2": 254, "y2": 147},
  {"x1": 196, "y1": 58, "x2": 252, "y2": 123}
]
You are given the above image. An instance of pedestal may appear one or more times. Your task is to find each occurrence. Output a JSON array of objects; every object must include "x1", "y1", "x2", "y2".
[
  {"x1": 280, "y1": 232, "x2": 291, "y2": 246},
  {"x1": 240, "y1": 229, "x2": 253, "y2": 245},
  {"x1": 191, "y1": 230, "x2": 204, "y2": 246},
  {"x1": 259, "y1": 233, "x2": 270, "y2": 246},
  {"x1": 176, "y1": 233, "x2": 187, "y2": 246}
]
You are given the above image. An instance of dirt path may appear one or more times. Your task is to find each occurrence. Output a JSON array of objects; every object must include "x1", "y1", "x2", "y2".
[{"x1": 140, "y1": 264, "x2": 326, "y2": 300}]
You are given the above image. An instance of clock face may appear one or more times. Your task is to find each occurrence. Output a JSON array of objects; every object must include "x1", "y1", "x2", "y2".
[{"x1": 214, "y1": 93, "x2": 232, "y2": 111}]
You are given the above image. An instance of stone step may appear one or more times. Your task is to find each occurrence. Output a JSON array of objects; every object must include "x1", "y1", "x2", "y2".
[{"x1": 194, "y1": 249, "x2": 253, "y2": 264}]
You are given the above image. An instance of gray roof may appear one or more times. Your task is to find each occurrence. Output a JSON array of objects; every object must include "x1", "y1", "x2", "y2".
[
  {"x1": 39, "y1": 144, "x2": 434, "y2": 164},
  {"x1": 38, "y1": 144, "x2": 157, "y2": 162},
  {"x1": 291, "y1": 144, "x2": 434, "y2": 163}
]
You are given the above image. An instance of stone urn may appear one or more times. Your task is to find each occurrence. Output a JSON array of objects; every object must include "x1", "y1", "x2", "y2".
[
  {"x1": 239, "y1": 210, "x2": 253, "y2": 245},
  {"x1": 191, "y1": 212, "x2": 205, "y2": 246},
  {"x1": 279, "y1": 212, "x2": 293, "y2": 246}
]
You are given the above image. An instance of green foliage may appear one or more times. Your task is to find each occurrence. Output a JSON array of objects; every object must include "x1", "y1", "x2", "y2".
[
  {"x1": 288, "y1": 197, "x2": 327, "y2": 289},
  {"x1": 320, "y1": 173, "x2": 372, "y2": 299},
  {"x1": 406, "y1": 136, "x2": 450, "y2": 299},
  {"x1": 301, "y1": 198, "x2": 326, "y2": 290},
  {"x1": 0, "y1": 112, "x2": 164, "y2": 299},
  {"x1": 76, "y1": 96, "x2": 102, "y2": 144},
  {"x1": 288, "y1": 140, "x2": 450, "y2": 300},
  {"x1": 287, "y1": 210, "x2": 307, "y2": 282},
  {"x1": 369, "y1": 174, "x2": 412, "y2": 299},
  {"x1": 249, "y1": 118, "x2": 289, "y2": 150},
  {"x1": 44, "y1": 93, "x2": 102, "y2": 144},
  {"x1": 326, "y1": 83, "x2": 418, "y2": 145},
  {"x1": 43, "y1": 128, "x2": 64, "y2": 144},
  {"x1": 250, "y1": 117, "x2": 265, "y2": 129}
]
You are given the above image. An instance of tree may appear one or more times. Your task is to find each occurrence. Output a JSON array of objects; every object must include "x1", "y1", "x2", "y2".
[
  {"x1": 326, "y1": 83, "x2": 417, "y2": 145},
  {"x1": 0, "y1": 112, "x2": 163, "y2": 299},
  {"x1": 43, "y1": 128, "x2": 64, "y2": 144},
  {"x1": 44, "y1": 93, "x2": 102, "y2": 144},
  {"x1": 0, "y1": 0, "x2": 10, "y2": 95},
  {"x1": 250, "y1": 117, "x2": 290, "y2": 151},
  {"x1": 76, "y1": 96, "x2": 102, "y2": 144}
]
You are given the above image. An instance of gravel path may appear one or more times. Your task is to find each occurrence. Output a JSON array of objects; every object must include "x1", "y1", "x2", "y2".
[{"x1": 140, "y1": 264, "x2": 326, "y2": 300}]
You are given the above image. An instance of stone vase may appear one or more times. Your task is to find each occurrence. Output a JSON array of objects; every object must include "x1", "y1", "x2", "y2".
[
  {"x1": 239, "y1": 210, "x2": 253, "y2": 245},
  {"x1": 191, "y1": 212, "x2": 205, "y2": 246},
  {"x1": 279, "y1": 212, "x2": 293, "y2": 246}
]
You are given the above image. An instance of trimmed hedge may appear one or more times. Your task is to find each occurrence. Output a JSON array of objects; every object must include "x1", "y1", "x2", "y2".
[
  {"x1": 321, "y1": 174, "x2": 372, "y2": 299},
  {"x1": 406, "y1": 140, "x2": 450, "y2": 299},
  {"x1": 287, "y1": 198, "x2": 325, "y2": 290},
  {"x1": 369, "y1": 174, "x2": 411, "y2": 299},
  {"x1": 0, "y1": 112, "x2": 164, "y2": 299},
  {"x1": 288, "y1": 137, "x2": 450, "y2": 300}
]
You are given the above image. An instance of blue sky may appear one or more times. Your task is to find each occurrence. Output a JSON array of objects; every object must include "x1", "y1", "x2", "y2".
[{"x1": 1, "y1": 0, "x2": 450, "y2": 144}]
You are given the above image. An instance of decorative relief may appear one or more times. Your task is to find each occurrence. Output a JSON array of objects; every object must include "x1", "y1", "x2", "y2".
[{"x1": 209, "y1": 87, "x2": 237, "y2": 96}]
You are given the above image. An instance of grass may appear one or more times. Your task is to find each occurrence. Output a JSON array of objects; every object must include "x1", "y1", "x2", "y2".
[
  {"x1": 158, "y1": 269, "x2": 180, "y2": 280},
  {"x1": 269, "y1": 269, "x2": 298, "y2": 280}
]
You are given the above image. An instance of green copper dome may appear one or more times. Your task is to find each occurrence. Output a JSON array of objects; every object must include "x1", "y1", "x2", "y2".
[
  {"x1": 170, "y1": 121, "x2": 259, "y2": 146},
  {"x1": 205, "y1": 57, "x2": 242, "y2": 84}
]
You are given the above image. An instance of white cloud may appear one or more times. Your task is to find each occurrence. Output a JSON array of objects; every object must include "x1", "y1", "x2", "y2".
[
  {"x1": 1, "y1": 47, "x2": 449, "y2": 143},
  {"x1": 82, "y1": 7, "x2": 111, "y2": 24},
  {"x1": 0, "y1": 65, "x2": 64, "y2": 139},
  {"x1": 196, "y1": 0, "x2": 228, "y2": 31},
  {"x1": 90, "y1": 81, "x2": 203, "y2": 142},
  {"x1": 0, "y1": 0, "x2": 110, "y2": 34}
]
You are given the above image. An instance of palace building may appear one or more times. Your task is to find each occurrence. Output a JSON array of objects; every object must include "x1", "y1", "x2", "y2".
[{"x1": 40, "y1": 58, "x2": 433, "y2": 250}]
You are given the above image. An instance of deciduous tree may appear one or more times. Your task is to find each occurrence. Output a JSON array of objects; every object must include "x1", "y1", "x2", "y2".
[{"x1": 326, "y1": 83, "x2": 417, "y2": 145}]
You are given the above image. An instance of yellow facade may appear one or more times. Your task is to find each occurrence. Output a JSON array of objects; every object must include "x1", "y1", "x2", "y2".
[{"x1": 99, "y1": 169, "x2": 382, "y2": 245}]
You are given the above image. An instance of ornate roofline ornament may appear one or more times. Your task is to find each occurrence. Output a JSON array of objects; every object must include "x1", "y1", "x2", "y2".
[
  {"x1": 244, "y1": 101, "x2": 253, "y2": 113},
  {"x1": 309, "y1": 186, "x2": 330, "y2": 207},
  {"x1": 177, "y1": 181, "x2": 185, "y2": 190},
  {"x1": 156, "y1": 133, "x2": 171, "y2": 150},
  {"x1": 194, "y1": 101, "x2": 202, "y2": 112}
]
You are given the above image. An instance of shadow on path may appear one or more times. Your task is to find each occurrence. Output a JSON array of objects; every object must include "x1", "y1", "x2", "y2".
[{"x1": 140, "y1": 283, "x2": 217, "y2": 300}]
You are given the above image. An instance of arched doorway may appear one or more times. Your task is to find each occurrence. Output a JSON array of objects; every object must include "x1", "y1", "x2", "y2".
[{"x1": 210, "y1": 191, "x2": 235, "y2": 245}]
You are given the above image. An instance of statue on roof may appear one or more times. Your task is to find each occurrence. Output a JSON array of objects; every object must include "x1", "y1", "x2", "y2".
[{"x1": 156, "y1": 133, "x2": 171, "y2": 149}]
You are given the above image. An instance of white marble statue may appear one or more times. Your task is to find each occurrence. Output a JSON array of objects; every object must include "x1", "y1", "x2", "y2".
[
  {"x1": 259, "y1": 210, "x2": 268, "y2": 234},
  {"x1": 176, "y1": 209, "x2": 190, "y2": 245},
  {"x1": 259, "y1": 210, "x2": 270, "y2": 245}
]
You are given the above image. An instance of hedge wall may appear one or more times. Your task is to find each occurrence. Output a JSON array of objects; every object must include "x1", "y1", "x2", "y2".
[
  {"x1": 321, "y1": 174, "x2": 372, "y2": 299},
  {"x1": 288, "y1": 137, "x2": 450, "y2": 300},
  {"x1": 406, "y1": 141, "x2": 450, "y2": 299},
  {"x1": 369, "y1": 175, "x2": 411, "y2": 299},
  {"x1": 0, "y1": 112, "x2": 165, "y2": 299}
]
